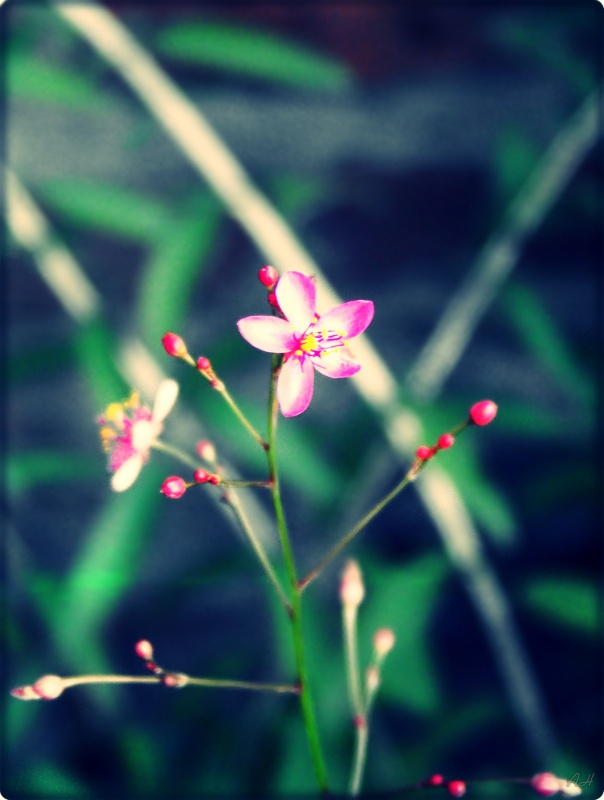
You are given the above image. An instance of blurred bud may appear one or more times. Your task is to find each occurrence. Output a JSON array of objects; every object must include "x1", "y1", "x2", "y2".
[
  {"x1": 194, "y1": 468, "x2": 210, "y2": 484},
  {"x1": 161, "y1": 332, "x2": 188, "y2": 358},
  {"x1": 134, "y1": 640, "x2": 154, "y2": 661},
  {"x1": 33, "y1": 674, "x2": 65, "y2": 700},
  {"x1": 11, "y1": 684, "x2": 40, "y2": 701},
  {"x1": 340, "y1": 559, "x2": 365, "y2": 609},
  {"x1": 447, "y1": 781, "x2": 467, "y2": 797},
  {"x1": 161, "y1": 476, "x2": 187, "y2": 499},
  {"x1": 162, "y1": 672, "x2": 189, "y2": 688},
  {"x1": 531, "y1": 774, "x2": 562, "y2": 797},
  {"x1": 366, "y1": 666, "x2": 380, "y2": 695},
  {"x1": 438, "y1": 433, "x2": 455, "y2": 449},
  {"x1": 197, "y1": 356, "x2": 211, "y2": 371},
  {"x1": 373, "y1": 628, "x2": 396, "y2": 657},
  {"x1": 426, "y1": 775, "x2": 444, "y2": 786},
  {"x1": 469, "y1": 399, "x2": 498, "y2": 426},
  {"x1": 196, "y1": 440, "x2": 216, "y2": 463},
  {"x1": 415, "y1": 445, "x2": 433, "y2": 460}
]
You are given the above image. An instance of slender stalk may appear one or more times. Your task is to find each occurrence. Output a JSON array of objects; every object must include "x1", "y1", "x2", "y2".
[
  {"x1": 61, "y1": 674, "x2": 299, "y2": 693},
  {"x1": 153, "y1": 439, "x2": 289, "y2": 612},
  {"x1": 343, "y1": 606, "x2": 363, "y2": 720},
  {"x1": 266, "y1": 356, "x2": 329, "y2": 794},
  {"x1": 215, "y1": 381, "x2": 268, "y2": 450},
  {"x1": 349, "y1": 718, "x2": 369, "y2": 796}
]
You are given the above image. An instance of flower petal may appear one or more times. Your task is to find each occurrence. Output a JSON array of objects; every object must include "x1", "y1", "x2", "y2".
[
  {"x1": 315, "y1": 300, "x2": 374, "y2": 341},
  {"x1": 275, "y1": 271, "x2": 316, "y2": 333},
  {"x1": 312, "y1": 346, "x2": 362, "y2": 378},
  {"x1": 278, "y1": 355, "x2": 315, "y2": 417},
  {"x1": 153, "y1": 379, "x2": 179, "y2": 423},
  {"x1": 237, "y1": 316, "x2": 297, "y2": 353},
  {"x1": 111, "y1": 454, "x2": 144, "y2": 492}
]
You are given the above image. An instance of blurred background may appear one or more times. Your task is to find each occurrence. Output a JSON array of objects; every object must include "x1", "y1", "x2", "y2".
[{"x1": 3, "y1": 2, "x2": 602, "y2": 798}]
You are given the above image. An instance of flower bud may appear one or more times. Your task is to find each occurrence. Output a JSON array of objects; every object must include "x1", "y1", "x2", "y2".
[
  {"x1": 340, "y1": 559, "x2": 365, "y2": 609},
  {"x1": 33, "y1": 674, "x2": 65, "y2": 700},
  {"x1": 267, "y1": 291, "x2": 280, "y2": 310},
  {"x1": 531, "y1": 773, "x2": 563, "y2": 797},
  {"x1": 209, "y1": 474, "x2": 222, "y2": 486},
  {"x1": 160, "y1": 476, "x2": 187, "y2": 499},
  {"x1": 161, "y1": 332, "x2": 188, "y2": 358},
  {"x1": 162, "y1": 672, "x2": 189, "y2": 688},
  {"x1": 196, "y1": 440, "x2": 216, "y2": 463},
  {"x1": 373, "y1": 628, "x2": 396, "y2": 657},
  {"x1": 366, "y1": 666, "x2": 380, "y2": 694},
  {"x1": 194, "y1": 469, "x2": 210, "y2": 484},
  {"x1": 11, "y1": 684, "x2": 40, "y2": 701},
  {"x1": 561, "y1": 781, "x2": 581, "y2": 797},
  {"x1": 134, "y1": 640, "x2": 154, "y2": 660},
  {"x1": 415, "y1": 445, "x2": 433, "y2": 460},
  {"x1": 258, "y1": 265, "x2": 279, "y2": 289},
  {"x1": 447, "y1": 781, "x2": 467, "y2": 798},
  {"x1": 469, "y1": 399, "x2": 498, "y2": 426},
  {"x1": 426, "y1": 775, "x2": 444, "y2": 787},
  {"x1": 438, "y1": 433, "x2": 455, "y2": 449},
  {"x1": 197, "y1": 356, "x2": 211, "y2": 371}
]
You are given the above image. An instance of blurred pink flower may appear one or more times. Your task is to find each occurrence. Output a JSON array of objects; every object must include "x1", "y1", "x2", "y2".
[
  {"x1": 237, "y1": 271, "x2": 374, "y2": 417},
  {"x1": 98, "y1": 379, "x2": 179, "y2": 491}
]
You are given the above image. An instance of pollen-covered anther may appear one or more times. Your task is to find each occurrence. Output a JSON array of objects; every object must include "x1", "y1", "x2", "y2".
[{"x1": 162, "y1": 672, "x2": 189, "y2": 688}]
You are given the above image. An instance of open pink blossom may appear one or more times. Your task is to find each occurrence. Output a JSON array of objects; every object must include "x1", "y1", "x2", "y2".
[
  {"x1": 98, "y1": 379, "x2": 179, "y2": 491},
  {"x1": 237, "y1": 271, "x2": 374, "y2": 416}
]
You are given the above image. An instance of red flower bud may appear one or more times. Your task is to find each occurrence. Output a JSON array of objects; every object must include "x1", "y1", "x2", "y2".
[
  {"x1": 416, "y1": 445, "x2": 432, "y2": 460},
  {"x1": 197, "y1": 356, "x2": 211, "y2": 371},
  {"x1": 161, "y1": 332, "x2": 188, "y2": 358},
  {"x1": 267, "y1": 291, "x2": 280, "y2": 310},
  {"x1": 469, "y1": 399, "x2": 498, "y2": 426},
  {"x1": 209, "y1": 474, "x2": 222, "y2": 486},
  {"x1": 194, "y1": 469, "x2": 210, "y2": 484},
  {"x1": 531, "y1": 773, "x2": 561, "y2": 796},
  {"x1": 160, "y1": 476, "x2": 187, "y2": 498},
  {"x1": 438, "y1": 433, "x2": 455, "y2": 449},
  {"x1": 134, "y1": 640, "x2": 154, "y2": 660},
  {"x1": 426, "y1": 774, "x2": 444, "y2": 786},
  {"x1": 258, "y1": 265, "x2": 279, "y2": 288},
  {"x1": 447, "y1": 781, "x2": 467, "y2": 798}
]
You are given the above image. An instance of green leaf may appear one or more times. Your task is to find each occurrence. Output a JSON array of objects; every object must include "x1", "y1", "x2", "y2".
[
  {"x1": 38, "y1": 178, "x2": 170, "y2": 243},
  {"x1": 360, "y1": 553, "x2": 450, "y2": 713},
  {"x1": 7, "y1": 451, "x2": 99, "y2": 495},
  {"x1": 8, "y1": 50, "x2": 100, "y2": 110},
  {"x1": 501, "y1": 283, "x2": 593, "y2": 406},
  {"x1": 520, "y1": 575, "x2": 599, "y2": 636},
  {"x1": 75, "y1": 316, "x2": 129, "y2": 409},
  {"x1": 137, "y1": 194, "x2": 222, "y2": 345},
  {"x1": 156, "y1": 22, "x2": 352, "y2": 91}
]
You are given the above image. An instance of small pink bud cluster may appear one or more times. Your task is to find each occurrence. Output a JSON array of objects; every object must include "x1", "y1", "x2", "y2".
[
  {"x1": 134, "y1": 640, "x2": 189, "y2": 688},
  {"x1": 193, "y1": 469, "x2": 221, "y2": 486},
  {"x1": 196, "y1": 357, "x2": 224, "y2": 390},
  {"x1": 531, "y1": 773, "x2": 581, "y2": 797},
  {"x1": 11, "y1": 674, "x2": 65, "y2": 701},
  {"x1": 415, "y1": 431, "x2": 457, "y2": 463}
]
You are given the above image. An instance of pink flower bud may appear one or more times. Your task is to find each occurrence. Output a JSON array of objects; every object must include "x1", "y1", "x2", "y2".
[
  {"x1": 209, "y1": 474, "x2": 222, "y2": 486},
  {"x1": 161, "y1": 332, "x2": 188, "y2": 358},
  {"x1": 416, "y1": 445, "x2": 432, "y2": 460},
  {"x1": 426, "y1": 775, "x2": 444, "y2": 787},
  {"x1": 258, "y1": 265, "x2": 279, "y2": 289},
  {"x1": 162, "y1": 672, "x2": 189, "y2": 688},
  {"x1": 160, "y1": 476, "x2": 187, "y2": 499},
  {"x1": 438, "y1": 433, "x2": 455, "y2": 449},
  {"x1": 447, "y1": 781, "x2": 467, "y2": 798},
  {"x1": 11, "y1": 685, "x2": 40, "y2": 701},
  {"x1": 531, "y1": 773, "x2": 562, "y2": 797},
  {"x1": 366, "y1": 666, "x2": 380, "y2": 694},
  {"x1": 194, "y1": 468, "x2": 210, "y2": 484},
  {"x1": 267, "y1": 291, "x2": 280, "y2": 309},
  {"x1": 340, "y1": 559, "x2": 365, "y2": 608},
  {"x1": 33, "y1": 674, "x2": 65, "y2": 700},
  {"x1": 469, "y1": 399, "x2": 498, "y2": 426},
  {"x1": 196, "y1": 440, "x2": 216, "y2": 463},
  {"x1": 197, "y1": 356, "x2": 211, "y2": 371},
  {"x1": 373, "y1": 628, "x2": 396, "y2": 656},
  {"x1": 134, "y1": 640, "x2": 154, "y2": 660}
]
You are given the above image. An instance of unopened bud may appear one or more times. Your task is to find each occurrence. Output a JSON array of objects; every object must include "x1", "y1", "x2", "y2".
[
  {"x1": 196, "y1": 440, "x2": 216, "y2": 463},
  {"x1": 197, "y1": 356, "x2": 211, "y2": 371},
  {"x1": 134, "y1": 640, "x2": 154, "y2": 660},
  {"x1": 469, "y1": 399, "x2": 498, "y2": 426},
  {"x1": 531, "y1": 774, "x2": 564, "y2": 797},
  {"x1": 11, "y1": 684, "x2": 40, "y2": 701},
  {"x1": 258, "y1": 265, "x2": 279, "y2": 289},
  {"x1": 562, "y1": 781, "x2": 582, "y2": 797},
  {"x1": 426, "y1": 775, "x2": 444, "y2": 787},
  {"x1": 162, "y1": 672, "x2": 189, "y2": 688},
  {"x1": 161, "y1": 476, "x2": 187, "y2": 499},
  {"x1": 438, "y1": 433, "x2": 455, "y2": 449},
  {"x1": 33, "y1": 674, "x2": 65, "y2": 700},
  {"x1": 366, "y1": 666, "x2": 380, "y2": 694},
  {"x1": 340, "y1": 559, "x2": 365, "y2": 608},
  {"x1": 415, "y1": 445, "x2": 433, "y2": 460},
  {"x1": 161, "y1": 332, "x2": 188, "y2": 358},
  {"x1": 447, "y1": 781, "x2": 466, "y2": 798},
  {"x1": 194, "y1": 468, "x2": 210, "y2": 484},
  {"x1": 373, "y1": 628, "x2": 396, "y2": 657}
]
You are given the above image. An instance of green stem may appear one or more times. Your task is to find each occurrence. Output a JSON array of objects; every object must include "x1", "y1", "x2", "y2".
[
  {"x1": 267, "y1": 355, "x2": 329, "y2": 795},
  {"x1": 152, "y1": 438, "x2": 199, "y2": 470},
  {"x1": 349, "y1": 718, "x2": 369, "y2": 796},
  {"x1": 216, "y1": 382, "x2": 268, "y2": 450}
]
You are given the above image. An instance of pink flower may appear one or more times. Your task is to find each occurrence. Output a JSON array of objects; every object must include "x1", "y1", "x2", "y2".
[
  {"x1": 237, "y1": 271, "x2": 374, "y2": 417},
  {"x1": 98, "y1": 379, "x2": 179, "y2": 492}
]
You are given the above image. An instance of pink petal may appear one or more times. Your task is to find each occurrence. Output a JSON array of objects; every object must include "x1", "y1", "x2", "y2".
[
  {"x1": 277, "y1": 355, "x2": 315, "y2": 417},
  {"x1": 237, "y1": 316, "x2": 297, "y2": 353},
  {"x1": 315, "y1": 300, "x2": 374, "y2": 340},
  {"x1": 275, "y1": 272, "x2": 316, "y2": 333},
  {"x1": 312, "y1": 346, "x2": 362, "y2": 378},
  {"x1": 111, "y1": 454, "x2": 143, "y2": 492}
]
